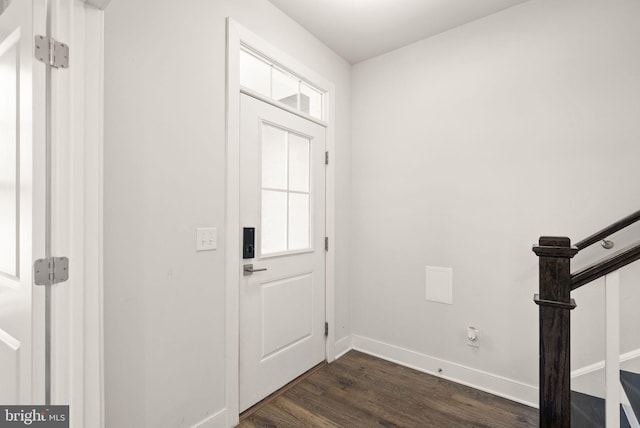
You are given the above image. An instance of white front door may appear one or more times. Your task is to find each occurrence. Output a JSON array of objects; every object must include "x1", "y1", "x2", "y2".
[
  {"x1": 0, "y1": 0, "x2": 46, "y2": 405},
  {"x1": 239, "y1": 93, "x2": 326, "y2": 411}
]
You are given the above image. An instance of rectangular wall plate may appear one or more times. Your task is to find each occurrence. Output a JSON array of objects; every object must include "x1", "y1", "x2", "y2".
[
  {"x1": 196, "y1": 227, "x2": 217, "y2": 251},
  {"x1": 425, "y1": 265, "x2": 453, "y2": 304}
]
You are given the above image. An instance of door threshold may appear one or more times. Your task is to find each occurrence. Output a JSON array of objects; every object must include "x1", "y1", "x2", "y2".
[{"x1": 240, "y1": 360, "x2": 328, "y2": 421}]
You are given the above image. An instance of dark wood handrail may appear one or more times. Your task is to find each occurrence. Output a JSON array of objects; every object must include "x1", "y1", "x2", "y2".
[
  {"x1": 534, "y1": 209, "x2": 640, "y2": 427},
  {"x1": 571, "y1": 241, "x2": 640, "y2": 290},
  {"x1": 574, "y1": 209, "x2": 640, "y2": 251}
]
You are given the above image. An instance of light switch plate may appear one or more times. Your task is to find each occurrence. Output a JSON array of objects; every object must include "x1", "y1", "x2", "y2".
[{"x1": 196, "y1": 227, "x2": 217, "y2": 251}]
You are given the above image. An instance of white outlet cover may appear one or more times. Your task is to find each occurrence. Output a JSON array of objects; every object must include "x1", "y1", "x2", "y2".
[
  {"x1": 466, "y1": 327, "x2": 480, "y2": 348},
  {"x1": 425, "y1": 266, "x2": 453, "y2": 304},
  {"x1": 196, "y1": 227, "x2": 217, "y2": 251}
]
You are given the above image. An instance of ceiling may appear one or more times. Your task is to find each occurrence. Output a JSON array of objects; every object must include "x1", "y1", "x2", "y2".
[{"x1": 268, "y1": 0, "x2": 528, "y2": 64}]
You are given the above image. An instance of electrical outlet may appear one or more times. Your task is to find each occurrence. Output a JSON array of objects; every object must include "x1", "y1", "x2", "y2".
[{"x1": 466, "y1": 326, "x2": 480, "y2": 348}]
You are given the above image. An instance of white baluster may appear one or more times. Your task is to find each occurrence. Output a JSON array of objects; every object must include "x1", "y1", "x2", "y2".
[
  {"x1": 605, "y1": 271, "x2": 621, "y2": 428},
  {"x1": 621, "y1": 384, "x2": 640, "y2": 427}
]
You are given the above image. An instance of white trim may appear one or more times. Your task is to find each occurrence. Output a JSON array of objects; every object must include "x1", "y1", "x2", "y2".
[
  {"x1": 240, "y1": 87, "x2": 327, "y2": 127},
  {"x1": 50, "y1": 0, "x2": 104, "y2": 426},
  {"x1": 351, "y1": 334, "x2": 539, "y2": 408},
  {"x1": 226, "y1": 18, "x2": 337, "y2": 426},
  {"x1": 334, "y1": 336, "x2": 353, "y2": 360},
  {"x1": 571, "y1": 360, "x2": 606, "y2": 379},
  {"x1": 31, "y1": 0, "x2": 48, "y2": 406},
  {"x1": 50, "y1": 0, "x2": 74, "y2": 407},
  {"x1": 225, "y1": 19, "x2": 241, "y2": 427},
  {"x1": 191, "y1": 408, "x2": 227, "y2": 428},
  {"x1": 80, "y1": 4, "x2": 105, "y2": 426},
  {"x1": 324, "y1": 63, "x2": 337, "y2": 365},
  {"x1": 571, "y1": 348, "x2": 640, "y2": 378}
]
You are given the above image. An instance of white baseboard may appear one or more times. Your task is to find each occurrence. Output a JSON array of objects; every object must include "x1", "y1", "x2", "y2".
[
  {"x1": 572, "y1": 347, "x2": 640, "y2": 378},
  {"x1": 351, "y1": 334, "x2": 538, "y2": 408},
  {"x1": 334, "y1": 335, "x2": 353, "y2": 360},
  {"x1": 192, "y1": 408, "x2": 227, "y2": 428}
]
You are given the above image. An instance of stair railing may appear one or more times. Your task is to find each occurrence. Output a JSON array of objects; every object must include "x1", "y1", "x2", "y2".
[{"x1": 533, "y1": 209, "x2": 640, "y2": 427}]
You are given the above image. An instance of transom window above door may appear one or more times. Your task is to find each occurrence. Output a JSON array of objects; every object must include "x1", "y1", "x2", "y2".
[
  {"x1": 240, "y1": 46, "x2": 324, "y2": 121},
  {"x1": 261, "y1": 123, "x2": 312, "y2": 256}
]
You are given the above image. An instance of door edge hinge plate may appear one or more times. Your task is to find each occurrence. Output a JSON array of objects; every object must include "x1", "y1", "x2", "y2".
[
  {"x1": 34, "y1": 35, "x2": 69, "y2": 69},
  {"x1": 324, "y1": 322, "x2": 329, "y2": 337},
  {"x1": 325, "y1": 151, "x2": 329, "y2": 165},
  {"x1": 324, "y1": 237, "x2": 329, "y2": 251},
  {"x1": 34, "y1": 257, "x2": 69, "y2": 286}
]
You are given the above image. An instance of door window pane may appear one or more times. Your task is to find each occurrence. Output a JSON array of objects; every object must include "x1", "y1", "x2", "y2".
[
  {"x1": 261, "y1": 190, "x2": 287, "y2": 255},
  {"x1": 0, "y1": 42, "x2": 18, "y2": 277},
  {"x1": 288, "y1": 133, "x2": 310, "y2": 193},
  {"x1": 288, "y1": 193, "x2": 310, "y2": 251},
  {"x1": 300, "y1": 83, "x2": 323, "y2": 120},
  {"x1": 260, "y1": 123, "x2": 313, "y2": 256},
  {"x1": 240, "y1": 49, "x2": 271, "y2": 97},
  {"x1": 240, "y1": 47, "x2": 325, "y2": 121},
  {"x1": 272, "y1": 67, "x2": 298, "y2": 110},
  {"x1": 262, "y1": 124, "x2": 287, "y2": 190}
]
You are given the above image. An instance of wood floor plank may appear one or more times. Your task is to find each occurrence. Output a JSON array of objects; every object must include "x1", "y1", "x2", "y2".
[{"x1": 239, "y1": 350, "x2": 538, "y2": 427}]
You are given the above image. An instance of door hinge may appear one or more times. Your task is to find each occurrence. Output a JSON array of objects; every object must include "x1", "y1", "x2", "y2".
[
  {"x1": 34, "y1": 257, "x2": 69, "y2": 286},
  {"x1": 325, "y1": 151, "x2": 329, "y2": 165},
  {"x1": 34, "y1": 35, "x2": 69, "y2": 69},
  {"x1": 324, "y1": 237, "x2": 329, "y2": 251},
  {"x1": 324, "y1": 322, "x2": 329, "y2": 337}
]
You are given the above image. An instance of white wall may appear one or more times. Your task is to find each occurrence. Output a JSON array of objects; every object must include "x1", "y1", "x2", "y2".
[
  {"x1": 351, "y1": 0, "x2": 640, "y2": 404},
  {"x1": 103, "y1": 1, "x2": 351, "y2": 426}
]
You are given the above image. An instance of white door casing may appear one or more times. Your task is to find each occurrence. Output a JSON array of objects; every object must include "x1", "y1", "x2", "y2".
[
  {"x1": 0, "y1": 0, "x2": 46, "y2": 405},
  {"x1": 51, "y1": 1, "x2": 106, "y2": 425},
  {"x1": 239, "y1": 93, "x2": 326, "y2": 411}
]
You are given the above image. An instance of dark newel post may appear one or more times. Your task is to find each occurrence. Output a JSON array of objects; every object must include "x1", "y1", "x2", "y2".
[{"x1": 533, "y1": 237, "x2": 578, "y2": 428}]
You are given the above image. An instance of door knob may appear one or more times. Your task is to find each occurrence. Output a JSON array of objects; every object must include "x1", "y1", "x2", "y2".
[{"x1": 244, "y1": 264, "x2": 267, "y2": 276}]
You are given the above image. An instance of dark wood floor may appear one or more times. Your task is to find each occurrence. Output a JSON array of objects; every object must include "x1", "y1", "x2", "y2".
[{"x1": 239, "y1": 350, "x2": 538, "y2": 428}]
